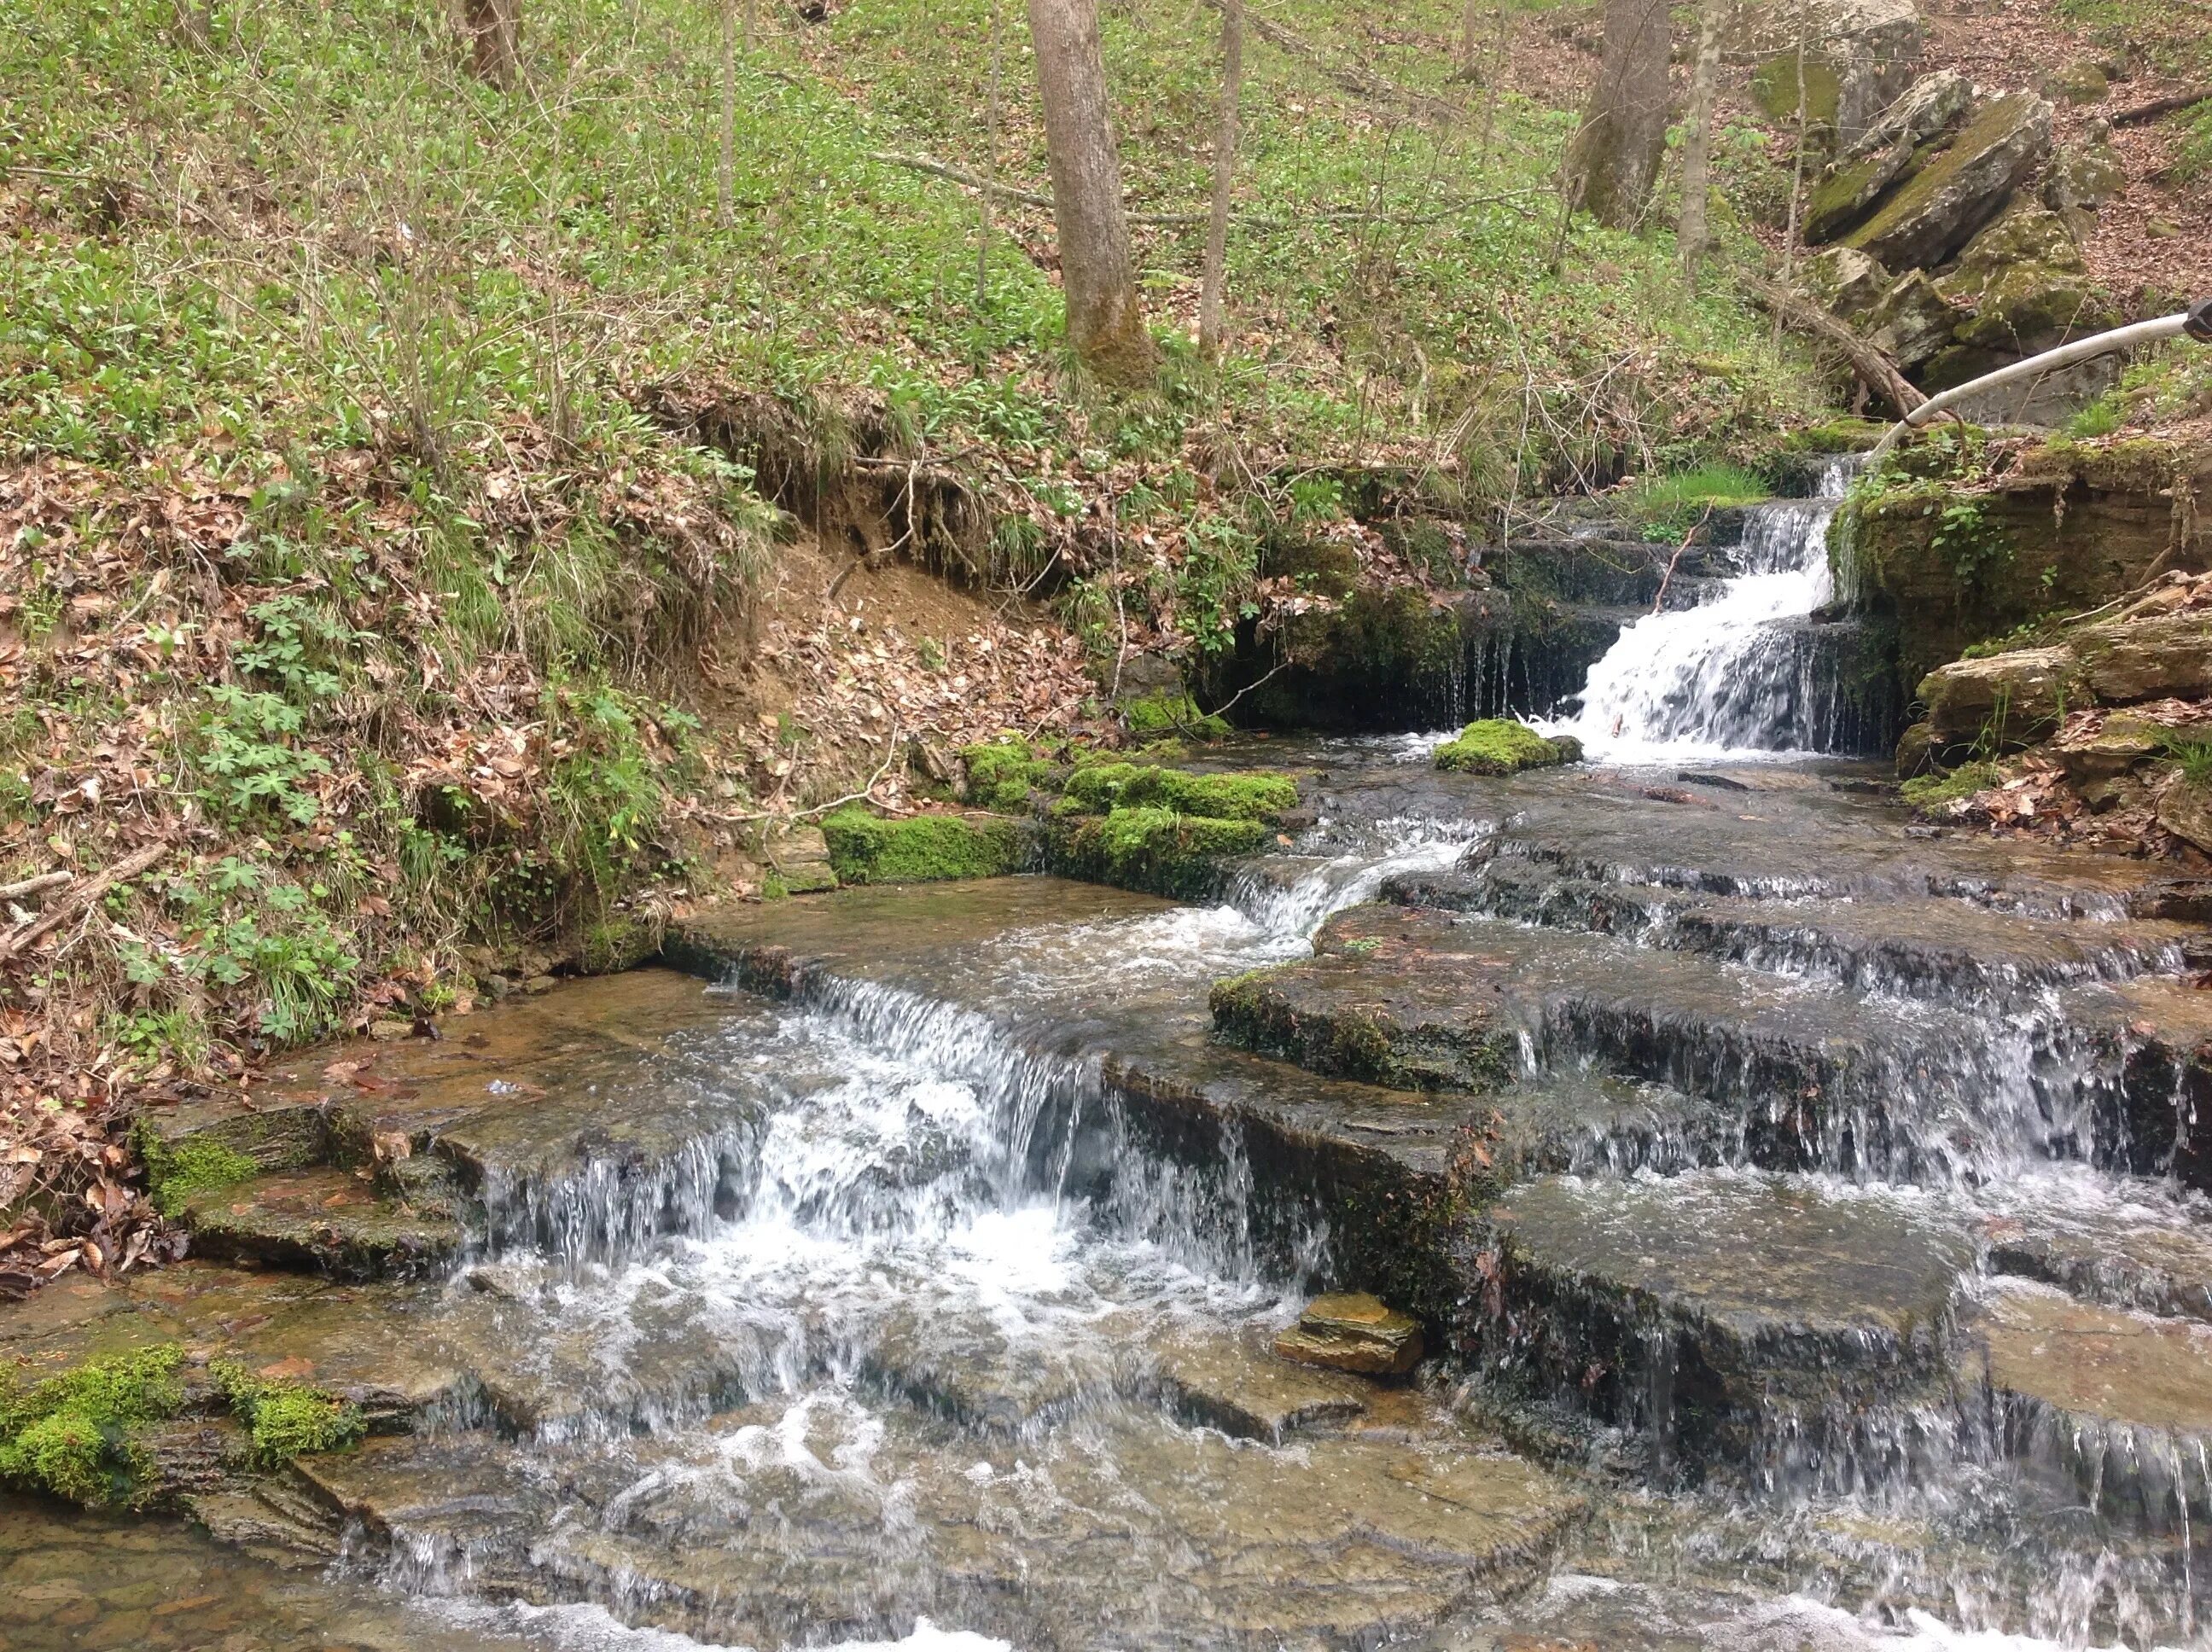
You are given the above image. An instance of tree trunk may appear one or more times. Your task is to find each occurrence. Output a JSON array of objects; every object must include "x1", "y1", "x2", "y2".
[
  {"x1": 718, "y1": 0, "x2": 736, "y2": 229},
  {"x1": 1197, "y1": 0, "x2": 1243, "y2": 360},
  {"x1": 1675, "y1": 0, "x2": 1724, "y2": 275},
  {"x1": 466, "y1": 0, "x2": 521, "y2": 89},
  {"x1": 1563, "y1": 0, "x2": 1671, "y2": 228},
  {"x1": 1025, "y1": 0, "x2": 1156, "y2": 385}
]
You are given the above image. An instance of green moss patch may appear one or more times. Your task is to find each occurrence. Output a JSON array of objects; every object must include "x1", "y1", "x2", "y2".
[
  {"x1": 1060, "y1": 764, "x2": 1298, "y2": 822},
  {"x1": 959, "y1": 740, "x2": 1062, "y2": 813},
  {"x1": 1121, "y1": 693, "x2": 1231, "y2": 741},
  {"x1": 135, "y1": 1126, "x2": 259, "y2": 1218},
  {"x1": 0, "y1": 1347, "x2": 185, "y2": 1506},
  {"x1": 1901, "y1": 760, "x2": 2000, "y2": 810},
  {"x1": 821, "y1": 808, "x2": 1023, "y2": 884},
  {"x1": 212, "y1": 1361, "x2": 366, "y2": 1469},
  {"x1": 1434, "y1": 720, "x2": 1577, "y2": 776},
  {"x1": 1048, "y1": 806, "x2": 1269, "y2": 899}
]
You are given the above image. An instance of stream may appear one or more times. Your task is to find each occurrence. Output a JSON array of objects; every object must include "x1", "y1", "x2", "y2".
[{"x1": 6, "y1": 474, "x2": 2210, "y2": 1652}]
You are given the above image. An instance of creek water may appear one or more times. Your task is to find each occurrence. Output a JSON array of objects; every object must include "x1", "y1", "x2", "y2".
[
  {"x1": 1540, "y1": 458, "x2": 1859, "y2": 763},
  {"x1": 9, "y1": 475, "x2": 2212, "y2": 1651}
]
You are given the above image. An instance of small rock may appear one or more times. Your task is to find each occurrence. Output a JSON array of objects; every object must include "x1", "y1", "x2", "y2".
[
  {"x1": 2158, "y1": 777, "x2": 2212, "y2": 855},
  {"x1": 2042, "y1": 60, "x2": 2109, "y2": 104},
  {"x1": 521, "y1": 974, "x2": 558, "y2": 996},
  {"x1": 365, "y1": 1018, "x2": 415, "y2": 1043},
  {"x1": 1802, "y1": 247, "x2": 1893, "y2": 322},
  {"x1": 1273, "y1": 1293, "x2": 1424, "y2": 1377}
]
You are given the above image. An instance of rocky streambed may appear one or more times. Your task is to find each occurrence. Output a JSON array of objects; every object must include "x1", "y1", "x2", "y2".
[{"x1": 7, "y1": 741, "x2": 2212, "y2": 1650}]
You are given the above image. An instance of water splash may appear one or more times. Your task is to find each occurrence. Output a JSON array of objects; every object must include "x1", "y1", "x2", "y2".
[{"x1": 1541, "y1": 457, "x2": 1860, "y2": 761}]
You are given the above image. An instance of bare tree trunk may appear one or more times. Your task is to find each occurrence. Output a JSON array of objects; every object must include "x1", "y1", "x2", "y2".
[
  {"x1": 467, "y1": 0, "x2": 521, "y2": 88},
  {"x1": 1676, "y1": 0, "x2": 1724, "y2": 276},
  {"x1": 977, "y1": 0, "x2": 1008, "y2": 308},
  {"x1": 1776, "y1": 0, "x2": 1811, "y2": 347},
  {"x1": 1197, "y1": 0, "x2": 1243, "y2": 360},
  {"x1": 1563, "y1": 0, "x2": 1671, "y2": 228},
  {"x1": 718, "y1": 0, "x2": 736, "y2": 229},
  {"x1": 1461, "y1": 0, "x2": 1481, "y2": 68},
  {"x1": 1026, "y1": 0, "x2": 1157, "y2": 384}
]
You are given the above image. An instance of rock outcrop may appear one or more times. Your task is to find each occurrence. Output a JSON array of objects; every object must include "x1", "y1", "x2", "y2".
[{"x1": 1750, "y1": 0, "x2": 1926, "y2": 147}]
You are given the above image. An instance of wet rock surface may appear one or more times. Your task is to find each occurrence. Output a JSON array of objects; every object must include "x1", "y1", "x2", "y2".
[{"x1": 10, "y1": 743, "x2": 2212, "y2": 1646}]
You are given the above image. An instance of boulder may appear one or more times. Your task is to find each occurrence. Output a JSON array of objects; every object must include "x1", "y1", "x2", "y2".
[
  {"x1": 2048, "y1": 713, "x2": 2163, "y2": 786},
  {"x1": 1843, "y1": 92, "x2": 2054, "y2": 270},
  {"x1": 1803, "y1": 247, "x2": 1894, "y2": 321},
  {"x1": 1937, "y1": 204, "x2": 2113, "y2": 355},
  {"x1": 1273, "y1": 1294, "x2": 1424, "y2": 1377},
  {"x1": 1750, "y1": 0, "x2": 1926, "y2": 147},
  {"x1": 2042, "y1": 60, "x2": 2110, "y2": 105},
  {"x1": 2043, "y1": 129, "x2": 2127, "y2": 237},
  {"x1": 1918, "y1": 647, "x2": 2075, "y2": 746},
  {"x1": 2073, "y1": 609, "x2": 2212, "y2": 704},
  {"x1": 1865, "y1": 270, "x2": 1963, "y2": 369},
  {"x1": 1806, "y1": 70, "x2": 1976, "y2": 243}
]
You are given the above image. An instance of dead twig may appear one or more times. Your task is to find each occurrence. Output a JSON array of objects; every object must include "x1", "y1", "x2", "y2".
[
  {"x1": 0, "y1": 843, "x2": 168, "y2": 963},
  {"x1": 2110, "y1": 87, "x2": 2212, "y2": 126},
  {"x1": 1651, "y1": 503, "x2": 1715, "y2": 614}
]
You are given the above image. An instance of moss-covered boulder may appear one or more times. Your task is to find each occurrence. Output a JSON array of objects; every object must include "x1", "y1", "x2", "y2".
[
  {"x1": 821, "y1": 808, "x2": 1025, "y2": 884},
  {"x1": 1061, "y1": 763, "x2": 1299, "y2": 822},
  {"x1": 1045, "y1": 806, "x2": 1269, "y2": 900},
  {"x1": 1866, "y1": 270, "x2": 1964, "y2": 370},
  {"x1": 1121, "y1": 692, "x2": 1231, "y2": 740},
  {"x1": 1748, "y1": 0, "x2": 1924, "y2": 146},
  {"x1": 1842, "y1": 92, "x2": 2053, "y2": 270},
  {"x1": 960, "y1": 740, "x2": 1061, "y2": 814},
  {"x1": 1936, "y1": 205, "x2": 2111, "y2": 354},
  {"x1": 1433, "y1": 719, "x2": 1577, "y2": 776},
  {"x1": 1802, "y1": 247, "x2": 1894, "y2": 322},
  {"x1": 1805, "y1": 69, "x2": 1974, "y2": 243}
]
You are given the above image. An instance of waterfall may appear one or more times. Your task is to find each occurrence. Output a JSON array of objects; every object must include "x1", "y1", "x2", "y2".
[{"x1": 1541, "y1": 458, "x2": 1859, "y2": 762}]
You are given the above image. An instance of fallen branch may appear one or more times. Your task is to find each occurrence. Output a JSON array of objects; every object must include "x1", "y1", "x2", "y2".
[
  {"x1": 1743, "y1": 276, "x2": 1926, "y2": 419},
  {"x1": 1651, "y1": 503, "x2": 1716, "y2": 614},
  {"x1": 0, "y1": 842, "x2": 168, "y2": 963},
  {"x1": 2110, "y1": 87, "x2": 2212, "y2": 126},
  {"x1": 0, "y1": 872, "x2": 73, "y2": 904}
]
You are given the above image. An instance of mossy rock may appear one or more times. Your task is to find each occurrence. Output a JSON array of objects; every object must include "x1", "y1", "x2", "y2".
[
  {"x1": 959, "y1": 739, "x2": 1062, "y2": 813},
  {"x1": 1060, "y1": 763, "x2": 1299, "y2": 823},
  {"x1": 1433, "y1": 719, "x2": 1578, "y2": 776},
  {"x1": 135, "y1": 1126, "x2": 265, "y2": 1219},
  {"x1": 1752, "y1": 51, "x2": 1843, "y2": 129},
  {"x1": 820, "y1": 807, "x2": 1024, "y2": 884},
  {"x1": 1121, "y1": 693, "x2": 1231, "y2": 741},
  {"x1": 1045, "y1": 806, "x2": 1269, "y2": 900},
  {"x1": 211, "y1": 1360, "x2": 367, "y2": 1469},
  {"x1": 0, "y1": 1347, "x2": 186, "y2": 1507},
  {"x1": 1208, "y1": 963, "x2": 1516, "y2": 1093},
  {"x1": 1842, "y1": 92, "x2": 2053, "y2": 270},
  {"x1": 1901, "y1": 759, "x2": 2000, "y2": 810}
]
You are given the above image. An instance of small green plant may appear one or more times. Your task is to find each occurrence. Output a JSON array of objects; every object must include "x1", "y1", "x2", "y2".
[
  {"x1": 194, "y1": 685, "x2": 334, "y2": 825},
  {"x1": 1622, "y1": 463, "x2": 1768, "y2": 539},
  {"x1": 2156, "y1": 728, "x2": 2212, "y2": 789},
  {"x1": 2064, "y1": 395, "x2": 2124, "y2": 439}
]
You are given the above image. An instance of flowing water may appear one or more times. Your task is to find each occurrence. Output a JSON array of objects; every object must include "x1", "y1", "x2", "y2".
[
  {"x1": 10, "y1": 469, "x2": 2212, "y2": 1652},
  {"x1": 1540, "y1": 457, "x2": 1860, "y2": 762}
]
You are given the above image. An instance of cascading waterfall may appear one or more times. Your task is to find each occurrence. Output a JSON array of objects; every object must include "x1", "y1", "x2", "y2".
[{"x1": 1541, "y1": 457, "x2": 1860, "y2": 761}]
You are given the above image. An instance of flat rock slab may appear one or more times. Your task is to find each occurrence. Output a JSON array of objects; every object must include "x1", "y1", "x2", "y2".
[
  {"x1": 176, "y1": 1167, "x2": 463, "y2": 1280},
  {"x1": 1405, "y1": 858, "x2": 2200, "y2": 999},
  {"x1": 1274, "y1": 1292, "x2": 1424, "y2": 1376},
  {"x1": 1468, "y1": 1172, "x2": 1974, "y2": 1453},
  {"x1": 1976, "y1": 1278, "x2": 2212, "y2": 1526},
  {"x1": 299, "y1": 1393, "x2": 1586, "y2": 1650}
]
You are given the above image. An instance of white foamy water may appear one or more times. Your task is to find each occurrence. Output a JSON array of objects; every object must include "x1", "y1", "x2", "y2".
[{"x1": 1540, "y1": 458, "x2": 1857, "y2": 763}]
